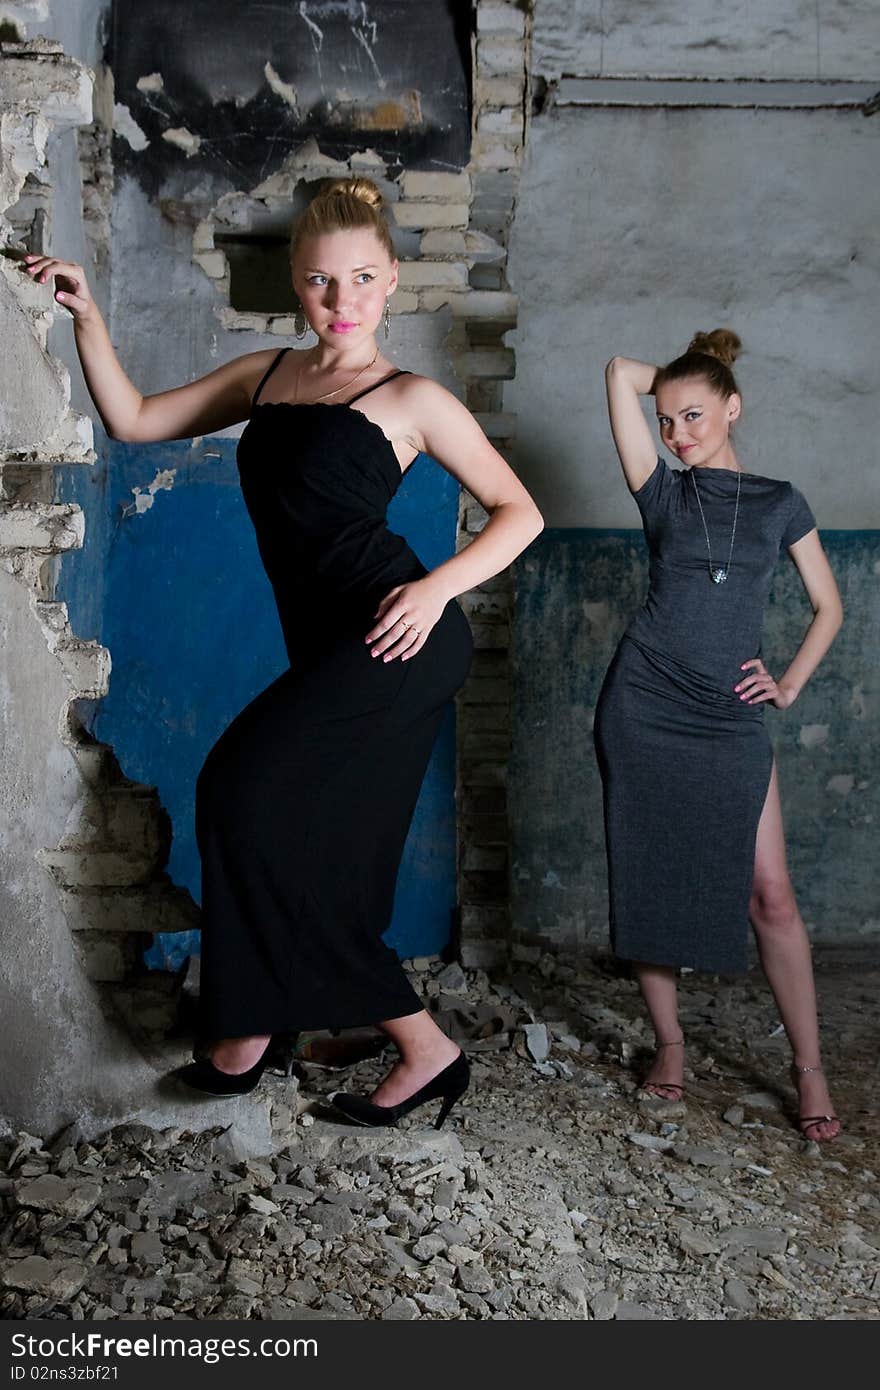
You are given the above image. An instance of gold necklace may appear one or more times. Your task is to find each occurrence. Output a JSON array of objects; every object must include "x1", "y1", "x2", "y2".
[{"x1": 293, "y1": 346, "x2": 379, "y2": 405}]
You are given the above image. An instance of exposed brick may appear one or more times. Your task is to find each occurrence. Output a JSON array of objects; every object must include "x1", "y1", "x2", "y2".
[
  {"x1": 394, "y1": 201, "x2": 470, "y2": 230},
  {"x1": 474, "y1": 75, "x2": 526, "y2": 109},
  {"x1": 462, "y1": 786, "x2": 507, "y2": 815},
  {"x1": 460, "y1": 813, "x2": 510, "y2": 845},
  {"x1": 397, "y1": 260, "x2": 468, "y2": 288},
  {"x1": 419, "y1": 230, "x2": 468, "y2": 257},
  {"x1": 477, "y1": 3, "x2": 527, "y2": 38},
  {"x1": 458, "y1": 706, "x2": 511, "y2": 733},
  {"x1": 461, "y1": 904, "x2": 510, "y2": 934},
  {"x1": 454, "y1": 349, "x2": 516, "y2": 379},
  {"x1": 463, "y1": 733, "x2": 511, "y2": 760},
  {"x1": 476, "y1": 38, "x2": 526, "y2": 77},
  {"x1": 390, "y1": 291, "x2": 419, "y2": 313},
  {"x1": 450, "y1": 290, "x2": 518, "y2": 320},
  {"x1": 462, "y1": 844, "x2": 508, "y2": 872},
  {"x1": 400, "y1": 171, "x2": 471, "y2": 200},
  {"x1": 461, "y1": 869, "x2": 509, "y2": 903},
  {"x1": 477, "y1": 108, "x2": 523, "y2": 135},
  {"x1": 460, "y1": 677, "x2": 510, "y2": 704}
]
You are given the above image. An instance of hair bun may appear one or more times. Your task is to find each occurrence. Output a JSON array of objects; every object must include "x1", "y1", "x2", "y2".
[
  {"x1": 687, "y1": 328, "x2": 741, "y2": 367},
  {"x1": 324, "y1": 177, "x2": 384, "y2": 210}
]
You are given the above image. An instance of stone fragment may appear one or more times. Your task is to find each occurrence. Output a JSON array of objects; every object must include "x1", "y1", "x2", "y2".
[
  {"x1": 130, "y1": 1232, "x2": 163, "y2": 1266},
  {"x1": 675, "y1": 1222, "x2": 722, "y2": 1257},
  {"x1": 616, "y1": 1301, "x2": 660, "y2": 1320},
  {"x1": 1, "y1": 1255, "x2": 88, "y2": 1303},
  {"x1": 590, "y1": 1289, "x2": 619, "y2": 1320},
  {"x1": 723, "y1": 1105, "x2": 745, "y2": 1127},
  {"x1": 457, "y1": 1262, "x2": 494, "y2": 1295},
  {"x1": 523, "y1": 1022, "x2": 550, "y2": 1063},
  {"x1": 435, "y1": 962, "x2": 468, "y2": 994},
  {"x1": 16, "y1": 1174, "x2": 101, "y2": 1221},
  {"x1": 721, "y1": 1226, "x2": 787, "y2": 1256},
  {"x1": 382, "y1": 1297, "x2": 420, "y2": 1320},
  {"x1": 628, "y1": 1131, "x2": 673, "y2": 1152}
]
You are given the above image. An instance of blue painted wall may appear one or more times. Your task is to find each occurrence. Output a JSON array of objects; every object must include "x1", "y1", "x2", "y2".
[
  {"x1": 512, "y1": 528, "x2": 880, "y2": 951},
  {"x1": 59, "y1": 437, "x2": 461, "y2": 967}
]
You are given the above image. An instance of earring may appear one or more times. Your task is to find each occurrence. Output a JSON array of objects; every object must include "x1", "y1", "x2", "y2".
[
  {"x1": 294, "y1": 305, "x2": 308, "y2": 340},
  {"x1": 383, "y1": 298, "x2": 391, "y2": 340}
]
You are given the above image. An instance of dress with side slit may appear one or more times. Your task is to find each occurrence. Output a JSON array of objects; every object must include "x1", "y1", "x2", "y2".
[
  {"x1": 195, "y1": 348, "x2": 473, "y2": 1039},
  {"x1": 593, "y1": 457, "x2": 816, "y2": 974}
]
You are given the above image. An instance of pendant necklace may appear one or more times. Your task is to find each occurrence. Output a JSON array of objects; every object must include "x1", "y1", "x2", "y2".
[
  {"x1": 293, "y1": 346, "x2": 379, "y2": 405},
  {"x1": 690, "y1": 465, "x2": 741, "y2": 584}
]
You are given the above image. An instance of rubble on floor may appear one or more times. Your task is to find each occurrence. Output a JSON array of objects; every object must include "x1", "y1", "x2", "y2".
[{"x1": 0, "y1": 946, "x2": 877, "y2": 1321}]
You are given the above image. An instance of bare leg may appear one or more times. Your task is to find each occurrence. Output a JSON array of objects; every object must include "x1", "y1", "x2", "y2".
[
  {"x1": 210, "y1": 1035, "x2": 272, "y2": 1073},
  {"x1": 750, "y1": 763, "x2": 840, "y2": 1141},
  {"x1": 369, "y1": 1010, "x2": 461, "y2": 1107},
  {"x1": 633, "y1": 963, "x2": 685, "y2": 1098}
]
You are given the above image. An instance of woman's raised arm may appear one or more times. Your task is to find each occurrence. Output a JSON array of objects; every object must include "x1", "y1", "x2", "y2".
[
  {"x1": 604, "y1": 355, "x2": 660, "y2": 492},
  {"x1": 23, "y1": 255, "x2": 276, "y2": 443}
]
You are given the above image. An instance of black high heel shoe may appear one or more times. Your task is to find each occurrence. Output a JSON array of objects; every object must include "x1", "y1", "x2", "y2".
[
  {"x1": 176, "y1": 1032, "x2": 299, "y2": 1097},
  {"x1": 329, "y1": 1052, "x2": 470, "y2": 1130}
]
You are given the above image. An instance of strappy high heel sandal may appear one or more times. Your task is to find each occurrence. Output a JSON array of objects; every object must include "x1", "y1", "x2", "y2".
[
  {"x1": 329, "y1": 1051, "x2": 470, "y2": 1130},
  {"x1": 639, "y1": 1037, "x2": 685, "y2": 1102},
  {"x1": 790, "y1": 1062, "x2": 841, "y2": 1142}
]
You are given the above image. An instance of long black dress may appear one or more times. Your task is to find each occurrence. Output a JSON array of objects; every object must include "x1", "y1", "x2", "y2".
[
  {"x1": 195, "y1": 349, "x2": 473, "y2": 1039},
  {"x1": 593, "y1": 458, "x2": 816, "y2": 974}
]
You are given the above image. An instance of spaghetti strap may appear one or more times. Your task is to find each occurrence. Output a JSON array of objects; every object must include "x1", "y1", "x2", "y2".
[
  {"x1": 346, "y1": 369, "x2": 409, "y2": 408},
  {"x1": 252, "y1": 347, "x2": 292, "y2": 408}
]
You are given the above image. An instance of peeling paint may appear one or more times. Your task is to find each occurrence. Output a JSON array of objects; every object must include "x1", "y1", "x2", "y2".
[
  {"x1": 827, "y1": 774, "x2": 855, "y2": 797},
  {"x1": 124, "y1": 468, "x2": 176, "y2": 518},
  {"x1": 799, "y1": 723, "x2": 829, "y2": 749},
  {"x1": 162, "y1": 127, "x2": 201, "y2": 157},
  {"x1": 112, "y1": 102, "x2": 149, "y2": 152},
  {"x1": 136, "y1": 72, "x2": 164, "y2": 94},
  {"x1": 357, "y1": 90, "x2": 423, "y2": 131},
  {"x1": 264, "y1": 61, "x2": 298, "y2": 109}
]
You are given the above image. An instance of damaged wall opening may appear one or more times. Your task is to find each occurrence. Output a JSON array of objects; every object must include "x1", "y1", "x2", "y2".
[{"x1": 215, "y1": 234, "x2": 298, "y2": 314}]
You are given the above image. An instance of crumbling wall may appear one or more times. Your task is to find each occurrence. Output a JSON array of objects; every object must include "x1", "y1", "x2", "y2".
[{"x1": 0, "y1": 29, "x2": 250, "y2": 1140}]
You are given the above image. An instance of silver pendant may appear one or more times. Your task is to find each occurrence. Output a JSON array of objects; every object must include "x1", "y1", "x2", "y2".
[{"x1": 710, "y1": 566, "x2": 728, "y2": 584}]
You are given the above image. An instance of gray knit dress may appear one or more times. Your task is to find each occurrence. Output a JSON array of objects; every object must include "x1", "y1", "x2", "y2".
[{"x1": 593, "y1": 458, "x2": 816, "y2": 974}]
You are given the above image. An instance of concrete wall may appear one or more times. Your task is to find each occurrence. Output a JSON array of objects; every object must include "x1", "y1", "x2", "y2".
[
  {"x1": 506, "y1": 0, "x2": 880, "y2": 951},
  {"x1": 531, "y1": 0, "x2": 880, "y2": 82},
  {"x1": 509, "y1": 105, "x2": 879, "y2": 530}
]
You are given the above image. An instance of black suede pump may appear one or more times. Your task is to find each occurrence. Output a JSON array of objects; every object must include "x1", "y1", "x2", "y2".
[{"x1": 329, "y1": 1052, "x2": 470, "y2": 1129}]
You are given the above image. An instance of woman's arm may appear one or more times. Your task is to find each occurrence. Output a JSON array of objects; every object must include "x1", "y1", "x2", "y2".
[
  {"x1": 735, "y1": 530, "x2": 844, "y2": 707},
  {"x1": 23, "y1": 255, "x2": 276, "y2": 442},
  {"x1": 604, "y1": 356, "x2": 660, "y2": 492},
  {"x1": 365, "y1": 378, "x2": 544, "y2": 661}
]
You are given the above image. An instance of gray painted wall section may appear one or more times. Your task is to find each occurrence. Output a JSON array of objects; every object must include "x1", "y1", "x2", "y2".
[{"x1": 507, "y1": 105, "x2": 879, "y2": 530}]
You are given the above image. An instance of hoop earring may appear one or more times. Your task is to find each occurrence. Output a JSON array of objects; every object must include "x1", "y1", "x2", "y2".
[
  {"x1": 383, "y1": 298, "x2": 391, "y2": 340},
  {"x1": 294, "y1": 306, "x2": 308, "y2": 340}
]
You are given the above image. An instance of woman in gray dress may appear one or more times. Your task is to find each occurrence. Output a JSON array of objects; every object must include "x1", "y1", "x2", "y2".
[{"x1": 596, "y1": 330, "x2": 843, "y2": 1142}]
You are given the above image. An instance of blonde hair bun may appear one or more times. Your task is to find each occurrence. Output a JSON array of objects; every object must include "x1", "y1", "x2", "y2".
[
  {"x1": 324, "y1": 177, "x2": 384, "y2": 210},
  {"x1": 687, "y1": 328, "x2": 742, "y2": 367}
]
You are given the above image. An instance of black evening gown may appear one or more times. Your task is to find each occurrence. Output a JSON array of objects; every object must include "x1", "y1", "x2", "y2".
[
  {"x1": 594, "y1": 458, "x2": 816, "y2": 974},
  {"x1": 195, "y1": 349, "x2": 473, "y2": 1039}
]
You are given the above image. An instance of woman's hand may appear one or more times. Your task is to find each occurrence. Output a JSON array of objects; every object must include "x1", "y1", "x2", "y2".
[
  {"x1": 735, "y1": 658, "x2": 797, "y2": 709},
  {"x1": 365, "y1": 575, "x2": 450, "y2": 663},
  {"x1": 22, "y1": 255, "x2": 96, "y2": 323}
]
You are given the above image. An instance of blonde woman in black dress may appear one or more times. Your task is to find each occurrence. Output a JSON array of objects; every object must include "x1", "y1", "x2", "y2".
[
  {"x1": 25, "y1": 180, "x2": 543, "y2": 1127},
  {"x1": 597, "y1": 331, "x2": 842, "y2": 1142}
]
